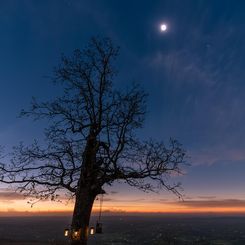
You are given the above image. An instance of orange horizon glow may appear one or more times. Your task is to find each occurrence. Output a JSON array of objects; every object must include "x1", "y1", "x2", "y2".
[
  {"x1": 1, "y1": 187, "x2": 245, "y2": 216},
  {"x1": 1, "y1": 209, "x2": 245, "y2": 216},
  {"x1": 1, "y1": 199, "x2": 245, "y2": 216}
]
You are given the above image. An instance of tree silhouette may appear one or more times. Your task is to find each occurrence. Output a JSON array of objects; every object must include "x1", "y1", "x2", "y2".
[{"x1": 0, "y1": 37, "x2": 186, "y2": 245}]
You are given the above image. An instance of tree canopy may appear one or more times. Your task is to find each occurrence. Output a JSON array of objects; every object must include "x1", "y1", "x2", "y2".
[{"x1": 0, "y1": 38, "x2": 186, "y2": 202}]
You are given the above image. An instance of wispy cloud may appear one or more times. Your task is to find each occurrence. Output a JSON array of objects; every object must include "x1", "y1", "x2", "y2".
[
  {"x1": 175, "y1": 199, "x2": 245, "y2": 208},
  {"x1": 102, "y1": 198, "x2": 146, "y2": 203},
  {"x1": 197, "y1": 196, "x2": 217, "y2": 200},
  {"x1": 142, "y1": 21, "x2": 245, "y2": 167},
  {"x1": 147, "y1": 49, "x2": 217, "y2": 88},
  {"x1": 0, "y1": 191, "x2": 24, "y2": 202},
  {"x1": 190, "y1": 148, "x2": 245, "y2": 166}
]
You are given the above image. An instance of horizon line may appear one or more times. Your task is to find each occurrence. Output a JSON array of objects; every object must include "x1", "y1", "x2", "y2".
[{"x1": 2, "y1": 210, "x2": 245, "y2": 217}]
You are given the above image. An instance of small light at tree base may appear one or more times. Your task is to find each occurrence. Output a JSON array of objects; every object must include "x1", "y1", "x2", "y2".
[
  {"x1": 160, "y1": 24, "x2": 167, "y2": 32},
  {"x1": 72, "y1": 229, "x2": 81, "y2": 240},
  {"x1": 64, "y1": 228, "x2": 69, "y2": 237},
  {"x1": 90, "y1": 227, "x2": 95, "y2": 235}
]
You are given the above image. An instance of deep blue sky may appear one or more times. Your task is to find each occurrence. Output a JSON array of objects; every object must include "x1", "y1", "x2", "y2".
[{"x1": 1, "y1": 0, "x2": 245, "y2": 210}]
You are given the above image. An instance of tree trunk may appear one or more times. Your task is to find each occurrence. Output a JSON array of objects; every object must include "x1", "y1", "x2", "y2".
[{"x1": 70, "y1": 186, "x2": 97, "y2": 245}]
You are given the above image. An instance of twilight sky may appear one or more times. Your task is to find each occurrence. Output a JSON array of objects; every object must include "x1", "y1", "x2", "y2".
[{"x1": 1, "y1": 0, "x2": 245, "y2": 214}]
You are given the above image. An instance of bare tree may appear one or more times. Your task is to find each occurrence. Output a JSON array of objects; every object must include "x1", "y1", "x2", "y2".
[{"x1": 0, "y1": 37, "x2": 186, "y2": 245}]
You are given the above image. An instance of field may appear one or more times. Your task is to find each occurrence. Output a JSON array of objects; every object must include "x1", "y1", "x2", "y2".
[{"x1": 0, "y1": 215, "x2": 245, "y2": 244}]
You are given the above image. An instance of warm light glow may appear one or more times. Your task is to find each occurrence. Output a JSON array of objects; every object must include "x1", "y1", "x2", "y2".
[
  {"x1": 64, "y1": 229, "x2": 69, "y2": 237},
  {"x1": 90, "y1": 227, "x2": 95, "y2": 235}
]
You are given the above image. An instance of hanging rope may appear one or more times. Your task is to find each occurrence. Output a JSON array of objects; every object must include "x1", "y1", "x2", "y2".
[{"x1": 98, "y1": 194, "x2": 103, "y2": 222}]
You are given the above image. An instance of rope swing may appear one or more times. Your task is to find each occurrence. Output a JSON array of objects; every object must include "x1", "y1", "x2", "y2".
[
  {"x1": 98, "y1": 193, "x2": 103, "y2": 222},
  {"x1": 96, "y1": 194, "x2": 103, "y2": 233}
]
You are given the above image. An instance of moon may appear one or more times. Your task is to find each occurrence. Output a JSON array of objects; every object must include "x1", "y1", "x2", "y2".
[{"x1": 160, "y1": 24, "x2": 167, "y2": 32}]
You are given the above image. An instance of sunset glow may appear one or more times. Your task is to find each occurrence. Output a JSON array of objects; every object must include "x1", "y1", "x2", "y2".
[{"x1": 1, "y1": 196, "x2": 245, "y2": 216}]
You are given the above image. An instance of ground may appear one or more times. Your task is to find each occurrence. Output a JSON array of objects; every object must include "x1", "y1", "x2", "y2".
[{"x1": 0, "y1": 215, "x2": 245, "y2": 244}]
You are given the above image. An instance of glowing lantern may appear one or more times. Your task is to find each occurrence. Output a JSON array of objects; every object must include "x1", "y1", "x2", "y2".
[
  {"x1": 64, "y1": 228, "x2": 69, "y2": 237},
  {"x1": 73, "y1": 230, "x2": 79, "y2": 238},
  {"x1": 89, "y1": 226, "x2": 95, "y2": 235},
  {"x1": 68, "y1": 228, "x2": 81, "y2": 240}
]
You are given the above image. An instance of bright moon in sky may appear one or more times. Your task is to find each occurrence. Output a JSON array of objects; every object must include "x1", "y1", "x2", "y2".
[{"x1": 160, "y1": 24, "x2": 167, "y2": 32}]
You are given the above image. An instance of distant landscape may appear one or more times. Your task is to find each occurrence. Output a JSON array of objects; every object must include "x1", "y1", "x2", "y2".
[{"x1": 1, "y1": 215, "x2": 245, "y2": 244}]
